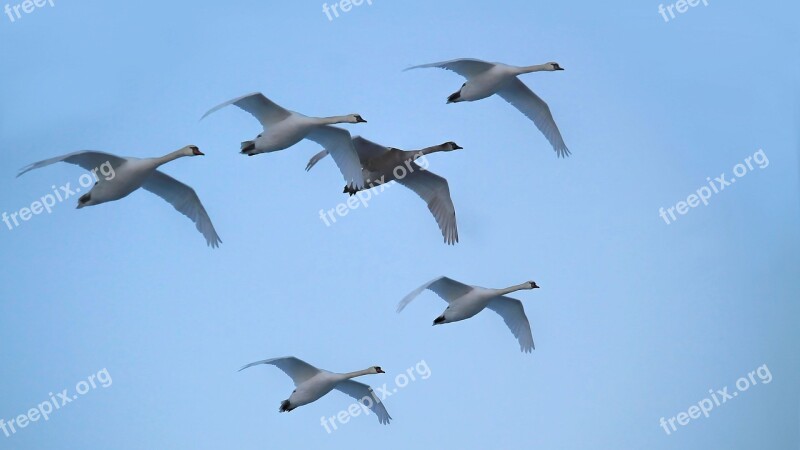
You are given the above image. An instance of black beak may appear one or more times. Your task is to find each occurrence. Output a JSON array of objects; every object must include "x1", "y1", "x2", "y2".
[
  {"x1": 454, "y1": 144, "x2": 463, "y2": 150},
  {"x1": 556, "y1": 67, "x2": 565, "y2": 71},
  {"x1": 377, "y1": 368, "x2": 385, "y2": 374},
  {"x1": 357, "y1": 117, "x2": 367, "y2": 123}
]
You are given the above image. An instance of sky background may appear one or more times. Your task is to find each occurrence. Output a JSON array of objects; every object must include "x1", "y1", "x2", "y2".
[{"x1": 0, "y1": 0, "x2": 798, "y2": 449}]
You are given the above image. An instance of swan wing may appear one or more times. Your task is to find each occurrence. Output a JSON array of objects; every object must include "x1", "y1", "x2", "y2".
[
  {"x1": 497, "y1": 78, "x2": 570, "y2": 157},
  {"x1": 397, "y1": 276, "x2": 473, "y2": 312},
  {"x1": 141, "y1": 171, "x2": 222, "y2": 248},
  {"x1": 18, "y1": 151, "x2": 127, "y2": 178},
  {"x1": 304, "y1": 136, "x2": 386, "y2": 172},
  {"x1": 404, "y1": 58, "x2": 495, "y2": 78},
  {"x1": 238, "y1": 356, "x2": 321, "y2": 387},
  {"x1": 201, "y1": 92, "x2": 291, "y2": 128},
  {"x1": 396, "y1": 165, "x2": 458, "y2": 245},
  {"x1": 334, "y1": 380, "x2": 392, "y2": 425},
  {"x1": 305, "y1": 149, "x2": 329, "y2": 171},
  {"x1": 306, "y1": 126, "x2": 366, "y2": 189},
  {"x1": 486, "y1": 296, "x2": 535, "y2": 353},
  {"x1": 351, "y1": 136, "x2": 390, "y2": 161}
]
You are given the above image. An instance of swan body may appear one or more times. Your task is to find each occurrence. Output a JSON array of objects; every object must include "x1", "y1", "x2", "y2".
[
  {"x1": 202, "y1": 92, "x2": 367, "y2": 188},
  {"x1": 239, "y1": 356, "x2": 392, "y2": 424},
  {"x1": 306, "y1": 137, "x2": 462, "y2": 244},
  {"x1": 405, "y1": 58, "x2": 570, "y2": 157},
  {"x1": 17, "y1": 146, "x2": 222, "y2": 248},
  {"x1": 398, "y1": 276, "x2": 539, "y2": 352}
]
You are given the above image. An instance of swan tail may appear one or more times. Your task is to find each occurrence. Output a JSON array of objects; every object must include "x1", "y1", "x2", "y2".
[
  {"x1": 76, "y1": 192, "x2": 91, "y2": 209},
  {"x1": 240, "y1": 140, "x2": 256, "y2": 155},
  {"x1": 447, "y1": 90, "x2": 462, "y2": 104},
  {"x1": 343, "y1": 184, "x2": 362, "y2": 196}
]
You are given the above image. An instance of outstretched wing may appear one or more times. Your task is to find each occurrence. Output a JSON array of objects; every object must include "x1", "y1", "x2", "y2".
[
  {"x1": 18, "y1": 151, "x2": 127, "y2": 178},
  {"x1": 141, "y1": 171, "x2": 222, "y2": 248},
  {"x1": 497, "y1": 78, "x2": 570, "y2": 158},
  {"x1": 397, "y1": 276, "x2": 473, "y2": 313},
  {"x1": 304, "y1": 136, "x2": 390, "y2": 172},
  {"x1": 404, "y1": 58, "x2": 496, "y2": 78},
  {"x1": 202, "y1": 92, "x2": 292, "y2": 128},
  {"x1": 306, "y1": 126, "x2": 366, "y2": 189},
  {"x1": 351, "y1": 136, "x2": 390, "y2": 161},
  {"x1": 397, "y1": 165, "x2": 458, "y2": 245},
  {"x1": 486, "y1": 296, "x2": 535, "y2": 353},
  {"x1": 238, "y1": 356, "x2": 321, "y2": 387},
  {"x1": 305, "y1": 148, "x2": 330, "y2": 172},
  {"x1": 334, "y1": 380, "x2": 392, "y2": 425}
]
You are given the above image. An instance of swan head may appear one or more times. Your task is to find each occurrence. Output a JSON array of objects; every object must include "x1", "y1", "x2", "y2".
[
  {"x1": 547, "y1": 62, "x2": 564, "y2": 71},
  {"x1": 527, "y1": 281, "x2": 540, "y2": 289},
  {"x1": 183, "y1": 145, "x2": 204, "y2": 156},
  {"x1": 440, "y1": 141, "x2": 463, "y2": 151},
  {"x1": 371, "y1": 366, "x2": 385, "y2": 374},
  {"x1": 347, "y1": 114, "x2": 368, "y2": 124}
]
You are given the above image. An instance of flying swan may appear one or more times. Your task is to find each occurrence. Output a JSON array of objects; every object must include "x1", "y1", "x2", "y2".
[
  {"x1": 239, "y1": 356, "x2": 392, "y2": 424},
  {"x1": 405, "y1": 58, "x2": 570, "y2": 157},
  {"x1": 305, "y1": 136, "x2": 462, "y2": 244},
  {"x1": 202, "y1": 92, "x2": 368, "y2": 188},
  {"x1": 398, "y1": 276, "x2": 539, "y2": 352},
  {"x1": 17, "y1": 145, "x2": 221, "y2": 248}
]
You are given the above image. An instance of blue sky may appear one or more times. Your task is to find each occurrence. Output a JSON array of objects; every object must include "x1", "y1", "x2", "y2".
[{"x1": 0, "y1": 0, "x2": 798, "y2": 448}]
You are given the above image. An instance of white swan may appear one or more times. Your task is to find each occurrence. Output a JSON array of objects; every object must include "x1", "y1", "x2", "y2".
[
  {"x1": 239, "y1": 356, "x2": 392, "y2": 424},
  {"x1": 202, "y1": 92, "x2": 367, "y2": 188},
  {"x1": 405, "y1": 59, "x2": 570, "y2": 157},
  {"x1": 305, "y1": 136, "x2": 461, "y2": 244},
  {"x1": 398, "y1": 276, "x2": 539, "y2": 352},
  {"x1": 17, "y1": 145, "x2": 222, "y2": 248}
]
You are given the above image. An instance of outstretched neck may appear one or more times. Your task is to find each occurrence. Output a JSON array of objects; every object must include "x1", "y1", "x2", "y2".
[
  {"x1": 416, "y1": 145, "x2": 446, "y2": 157},
  {"x1": 340, "y1": 368, "x2": 374, "y2": 380},
  {"x1": 513, "y1": 64, "x2": 550, "y2": 75},
  {"x1": 497, "y1": 283, "x2": 531, "y2": 296},
  {"x1": 317, "y1": 115, "x2": 353, "y2": 125},
  {"x1": 153, "y1": 149, "x2": 187, "y2": 167}
]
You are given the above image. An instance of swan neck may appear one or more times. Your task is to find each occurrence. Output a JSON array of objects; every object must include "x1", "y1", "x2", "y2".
[
  {"x1": 497, "y1": 283, "x2": 530, "y2": 296},
  {"x1": 154, "y1": 149, "x2": 186, "y2": 167},
  {"x1": 318, "y1": 115, "x2": 351, "y2": 125},
  {"x1": 340, "y1": 368, "x2": 373, "y2": 380},
  {"x1": 514, "y1": 64, "x2": 549, "y2": 75},
  {"x1": 417, "y1": 145, "x2": 443, "y2": 157}
]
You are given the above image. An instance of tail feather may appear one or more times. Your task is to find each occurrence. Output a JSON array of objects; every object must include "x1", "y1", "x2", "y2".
[
  {"x1": 241, "y1": 141, "x2": 256, "y2": 155},
  {"x1": 447, "y1": 91, "x2": 462, "y2": 103}
]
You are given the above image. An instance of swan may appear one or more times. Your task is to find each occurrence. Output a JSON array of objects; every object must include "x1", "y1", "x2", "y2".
[
  {"x1": 397, "y1": 276, "x2": 539, "y2": 352},
  {"x1": 202, "y1": 92, "x2": 367, "y2": 188},
  {"x1": 305, "y1": 137, "x2": 461, "y2": 244},
  {"x1": 17, "y1": 145, "x2": 222, "y2": 248},
  {"x1": 239, "y1": 356, "x2": 392, "y2": 424},
  {"x1": 405, "y1": 58, "x2": 570, "y2": 157}
]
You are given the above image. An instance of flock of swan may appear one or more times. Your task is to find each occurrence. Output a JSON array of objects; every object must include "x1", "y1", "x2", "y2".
[{"x1": 16, "y1": 58, "x2": 569, "y2": 425}]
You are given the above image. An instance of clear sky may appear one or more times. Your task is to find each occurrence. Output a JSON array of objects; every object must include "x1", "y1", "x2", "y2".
[{"x1": 0, "y1": 0, "x2": 798, "y2": 448}]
